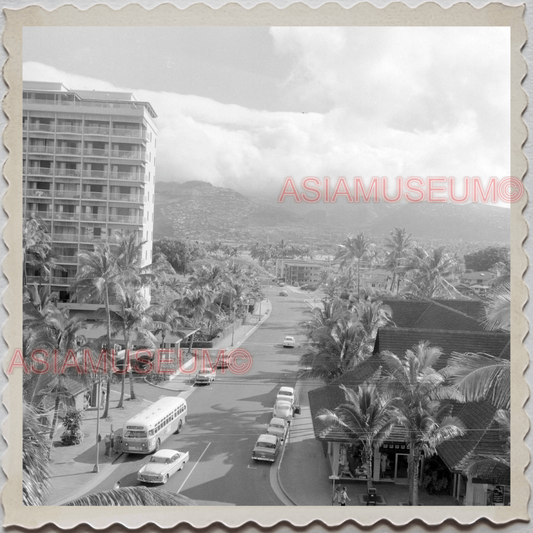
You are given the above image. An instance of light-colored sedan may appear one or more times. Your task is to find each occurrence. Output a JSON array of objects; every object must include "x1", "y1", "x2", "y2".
[
  {"x1": 252, "y1": 434, "x2": 280, "y2": 462},
  {"x1": 283, "y1": 336, "x2": 295, "y2": 348},
  {"x1": 195, "y1": 369, "x2": 216, "y2": 385},
  {"x1": 137, "y1": 449, "x2": 189, "y2": 484},
  {"x1": 267, "y1": 417, "x2": 290, "y2": 442},
  {"x1": 273, "y1": 400, "x2": 294, "y2": 423},
  {"x1": 277, "y1": 386, "x2": 296, "y2": 405}
]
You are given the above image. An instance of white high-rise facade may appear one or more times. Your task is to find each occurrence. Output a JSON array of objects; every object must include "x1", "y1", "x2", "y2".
[{"x1": 23, "y1": 81, "x2": 157, "y2": 301}]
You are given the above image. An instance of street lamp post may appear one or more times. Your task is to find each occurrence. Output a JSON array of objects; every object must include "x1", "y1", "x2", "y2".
[
  {"x1": 231, "y1": 298, "x2": 236, "y2": 347},
  {"x1": 93, "y1": 378, "x2": 101, "y2": 473}
]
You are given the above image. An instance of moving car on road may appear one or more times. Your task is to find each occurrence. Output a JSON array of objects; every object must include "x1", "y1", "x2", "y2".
[
  {"x1": 267, "y1": 417, "x2": 290, "y2": 442},
  {"x1": 279, "y1": 290, "x2": 289, "y2": 297},
  {"x1": 137, "y1": 449, "x2": 189, "y2": 484},
  {"x1": 283, "y1": 336, "x2": 295, "y2": 348},
  {"x1": 252, "y1": 434, "x2": 280, "y2": 462},
  {"x1": 273, "y1": 400, "x2": 294, "y2": 423},
  {"x1": 195, "y1": 369, "x2": 216, "y2": 385}
]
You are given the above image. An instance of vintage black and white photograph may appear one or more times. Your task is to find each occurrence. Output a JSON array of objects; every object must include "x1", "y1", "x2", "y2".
[{"x1": 2, "y1": 1, "x2": 529, "y2": 529}]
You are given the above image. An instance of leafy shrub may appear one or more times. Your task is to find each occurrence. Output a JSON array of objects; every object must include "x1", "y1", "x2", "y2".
[{"x1": 60, "y1": 408, "x2": 84, "y2": 446}]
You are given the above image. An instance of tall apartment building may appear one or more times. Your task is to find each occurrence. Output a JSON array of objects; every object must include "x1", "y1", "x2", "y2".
[{"x1": 23, "y1": 81, "x2": 157, "y2": 302}]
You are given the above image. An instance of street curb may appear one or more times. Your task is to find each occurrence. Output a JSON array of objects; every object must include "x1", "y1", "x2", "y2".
[{"x1": 276, "y1": 435, "x2": 298, "y2": 506}]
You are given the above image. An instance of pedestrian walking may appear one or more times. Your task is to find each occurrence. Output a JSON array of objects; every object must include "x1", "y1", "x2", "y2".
[
  {"x1": 339, "y1": 486, "x2": 350, "y2": 506},
  {"x1": 104, "y1": 433, "x2": 111, "y2": 456}
]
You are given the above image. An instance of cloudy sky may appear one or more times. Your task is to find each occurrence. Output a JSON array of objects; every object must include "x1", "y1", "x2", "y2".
[{"x1": 23, "y1": 26, "x2": 510, "y2": 199}]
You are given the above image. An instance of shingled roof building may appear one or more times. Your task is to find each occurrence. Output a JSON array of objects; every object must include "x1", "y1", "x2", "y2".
[{"x1": 307, "y1": 298, "x2": 510, "y2": 506}]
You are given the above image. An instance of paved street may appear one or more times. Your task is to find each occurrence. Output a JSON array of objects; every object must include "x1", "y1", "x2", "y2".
[{"x1": 85, "y1": 289, "x2": 312, "y2": 505}]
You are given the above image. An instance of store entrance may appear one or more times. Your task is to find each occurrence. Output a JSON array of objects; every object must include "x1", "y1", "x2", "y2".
[{"x1": 395, "y1": 453, "x2": 409, "y2": 484}]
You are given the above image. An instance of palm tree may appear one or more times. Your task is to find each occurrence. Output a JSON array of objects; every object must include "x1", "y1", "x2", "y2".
[
  {"x1": 23, "y1": 400, "x2": 52, "y2": 506},
  {"x1": 483, "y1": 282, "x2": 511, "y2": 332},
  {"x1": 148, "y1": 300, "x2": 185, "y2": 350},
  {"x1": 350, "y1": 299, "x2": 392, "y2": 359},
  {"x1": 71, "y1": 241, "x2": 120, "y2": 418},
  {"x1": 63, "y1": 486, "x2": 196, "y2": 506},
  {"x1": 401, "y1": 246, "x2": 459, "y2": 298},
  {"x1": 334, "y1": 233, "x2": 371, "y2": 298},
  {"x1": 317, "y1": 381, "x2": 399, "y2": 490},
  {"x1": 111, "y1": 290, "x2": 157, "y2": 406},
  {"x1": 384, "y1": 228, "x2": 413, "y2": 293},
  {"x1": 24, "y1": 305, "x2": 91, "y2": 438},
  {"x1": 23, "y1": 214, "x2": 57, "y2": 288},
  {"x1": 443, "y1": 352, "x2": 510, "y2": 411},
  {"x1": 381, "y1": 342, "x2": 465, "y2": 505}
]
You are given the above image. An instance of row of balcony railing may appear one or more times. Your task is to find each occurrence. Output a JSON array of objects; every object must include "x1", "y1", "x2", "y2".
[
  {"x1": 23, "y1": 123, "x2": 150, "y2": 139},
  {"x1": 23, "y1": 96, "x2": 150, "y2": 113},
  {"x1": 26, "y1": 189, "x2": 145, "y2": 202},
  {"x1": 24, "y1": 167, "x2": 146, "y2": 181},
  {"x1": 25, "y1": 211, "x2": 143, "y2": 224},
  {"x1": 24, "y1": 145, "x2": 145, "y2": 159}
]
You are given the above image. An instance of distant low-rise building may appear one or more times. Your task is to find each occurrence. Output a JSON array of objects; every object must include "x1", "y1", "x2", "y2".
[{"x1": 281, "y1": 259, "x2": 337, "y2": 285}]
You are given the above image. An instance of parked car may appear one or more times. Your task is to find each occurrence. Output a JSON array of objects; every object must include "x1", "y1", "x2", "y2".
[
  {"x1": 195, "y1": 369, "x2": 216, "y2": 385},
  {"x1": 252, "y1": 434, "x2": 280, "y2": 462},
  {"x1": 277, "y1": 386, "x2": 296, "y2": 405},
  {"x1": 273, "y1": 400, "x2": 294, "y2": 422},
  {"x1": 283, "y1": 336, "x2": 295, "y2": 348},
  {"x1": 267, "y1": 417, "x2": 290, "y2": 442},
  {"x1": 137, "y1": 449, "x2": 189, "y2": 484}
]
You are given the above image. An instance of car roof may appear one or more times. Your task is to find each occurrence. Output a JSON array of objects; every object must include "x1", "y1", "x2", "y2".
[
  {"x1": 279, "y1": 386, "x2": 295, "y2": 394},
  {"x1": 152, "y1": 449, "x2": 179, "y2": 458},
  {"x1": 269, "y1": 417, "x2": 286, "y2": 425},
  {"x1": 258, "y1": 434, "x2": 278, "y2": 444},
  {"x1": 284, "y1": 336, "x2": 295, "y2": 339}
]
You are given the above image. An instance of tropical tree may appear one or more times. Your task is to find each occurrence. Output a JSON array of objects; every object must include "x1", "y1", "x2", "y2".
[
  {"x1": 483, "y1": 282, "x2": 511, "y2": 332},
  {"x1": 317, "y1": 381, "x2": 399, "y2": 490},
  {"x1": 381, "y1": 342, "x2": 465, "y2": 505},
  {"x1": 24, "y1": 304, "x2": 91, "y2": 438},
  {"x1": 400, "y1": 246, "x2": 460, "y2": 298},
  {"x1": 23, "y1": 214, "x2": 57, "y2": 289},
  {"x1": 334, "y1": 233, "x2": 372, "y2": 298},
  {"x1": 23, "y1": 400, "x2": 52, "y2": 506},
  {"x1": 111, "y1": 289, "x2": 157, "y2": 406},
  {"x1": 148, "y1": 300, "x2": 185, "y2": 349},
  {"x1": 63, "y1": 486, "x2": 196, "y2": 506},
  {"x1": 349, "y1": 299, "x2": 392, "y2": 359},
  {"x1": 383, "y1": 228, "x2": 413, "y2": 293}
]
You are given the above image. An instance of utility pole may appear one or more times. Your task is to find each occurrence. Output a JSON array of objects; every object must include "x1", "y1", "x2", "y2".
[{"x1": 93, "y1": 378, "x2": 101, "y2": 473}]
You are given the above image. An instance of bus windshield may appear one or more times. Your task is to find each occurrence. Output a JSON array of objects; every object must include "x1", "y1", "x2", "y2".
[{"x1": 125, "y1": 429, "x2": 147, "y2": 438}]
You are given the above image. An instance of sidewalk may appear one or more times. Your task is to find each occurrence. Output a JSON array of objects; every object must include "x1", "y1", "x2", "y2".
[
  {"x1": 45, "y1": 394, "x2": 152, "y2": 505},
  {"x1": 44, "y1": 299, "x2": 273, "y2": 505}
]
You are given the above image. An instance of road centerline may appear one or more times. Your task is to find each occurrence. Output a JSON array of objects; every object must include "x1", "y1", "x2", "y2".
[{"x1": 177, "y1": 442, "x2": 211, "y2": 494}]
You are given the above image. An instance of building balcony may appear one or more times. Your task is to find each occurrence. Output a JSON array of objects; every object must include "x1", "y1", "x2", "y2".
[
  {"x1": 110, "y1": 150, "x2": 144, "y2": 160},
  {"x1": 25, "y1": 167, "x2": 54, "y2": 176},
  {"x1": 81, "y1": 170, "x2": 145, "y2": 182},
  {"x1": 26, "y1": 145, "x2": 55, "y2": 154},
  {"x1": 108, "y1": 214, "x2": 143, "y2": 224},
  {"x1": 54, "y1": 212, "x2": 78, "y2": 221},
  {"x1": 54, "y1": 190, "x2": 81, "y2": 199},
  {"x1": 80, "y1": 213, "x2": 108, "y2": 222},
  {"x1": 111, "y1": 128, "x2": 148, "y2": 140},
  {"x1": 26, "y1": 276, "x2": 47, "y2": 285},
  {"x1": 109, "y1": 192, "x2": 144, "y2": 202},
  {"x1": 26, "y1": 189, "x2": 53, "y2": 198},
  {"x1": 82, "y1": 191, "x2": 107, "y2": 200},
  {"x1": 52, "y1": 234, "x2": 79, "y2": 242},
  {"x1": 55, "y1": 146, "x2": 82, "y2": 155},
  {"x1": 83, "y1": 126, "x2": 110, "y2": 136},
  {"x1": 56, "y1": 125, "x2": 83, "y2": 134},
  {"x1": 26, "y1": 124, "x2": 55, "y2": 133},
  {"x1": 56, "y1": 168, "x2": 82, "y2": 177},
  {"x1": 84, "y1": 148, "x2": 110, "y2": 157},
  {"x1": 78, "y1": 234, "x2": 106, "y2": 243},
  {"x1": 56, "y1": 255, "x2": 78, "y2": 264},
  {"x1": 50, "y1": 277, "x2": 74, "y2": 286}
]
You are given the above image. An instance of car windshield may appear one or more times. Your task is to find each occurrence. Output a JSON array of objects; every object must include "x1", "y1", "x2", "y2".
[
  {"x1": 279, "y1": 392, "x2": 292, "y2": 396},
  {"x1": 149, "y1": 456, "x2": 167, "y2": 464},
  {"x1": 271, "y1": 423, "x2": 283, "y2": 429},
  {"x1": 260, "y1": 442, "x2": 276, "y2": 449}
]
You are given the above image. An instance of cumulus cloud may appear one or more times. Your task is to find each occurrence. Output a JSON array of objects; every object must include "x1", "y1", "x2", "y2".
[{"x1": 23, "y1": 26, "x2": 510, "y2": 200}]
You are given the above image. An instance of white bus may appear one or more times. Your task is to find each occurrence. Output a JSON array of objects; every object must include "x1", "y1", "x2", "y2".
[{"x1": 122, "y1": 397, "x2": 187, "y2": 454}]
